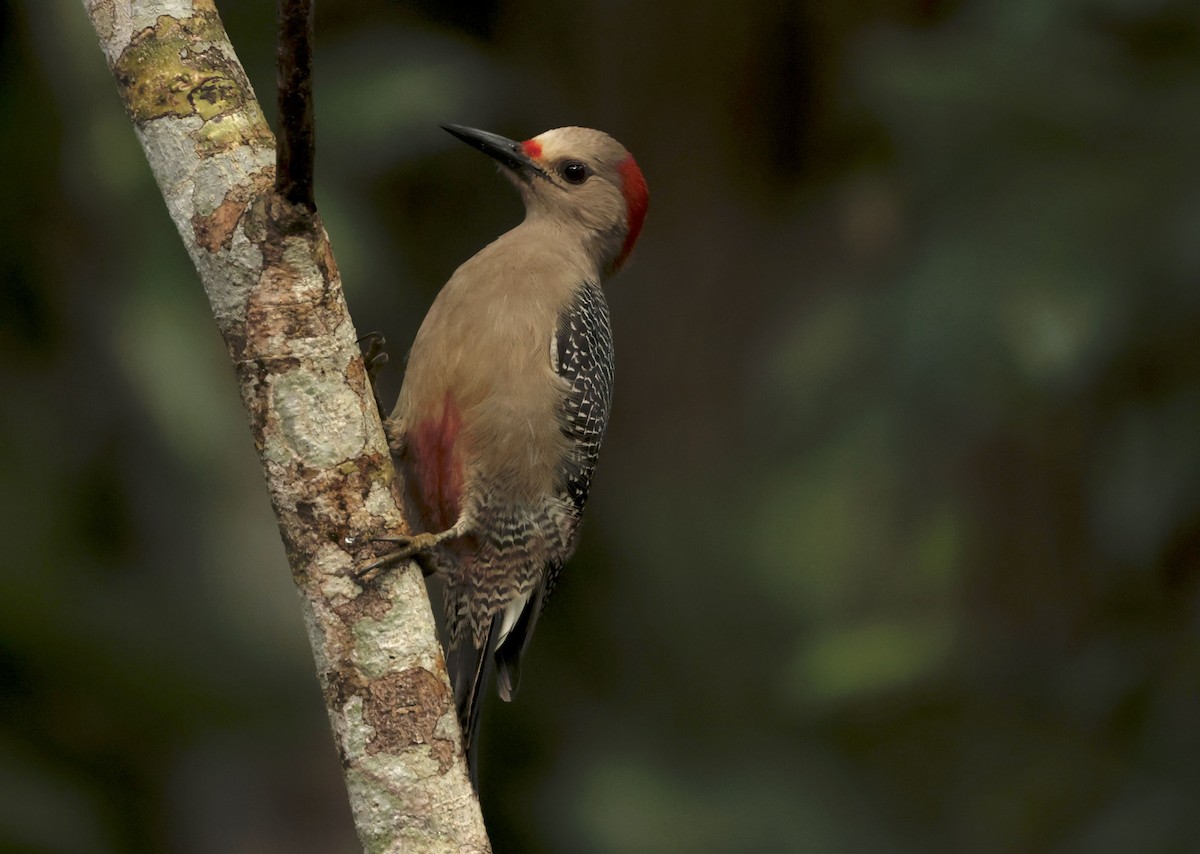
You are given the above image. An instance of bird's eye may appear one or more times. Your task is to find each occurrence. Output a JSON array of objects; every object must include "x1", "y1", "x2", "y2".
[{"x1": 560, "y1": 160, "x2": 590, "y2": 184}]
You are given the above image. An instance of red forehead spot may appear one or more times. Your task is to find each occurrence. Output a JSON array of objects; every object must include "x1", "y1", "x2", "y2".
[
  {"x1": 616, "y1": 154, "x2": 649, "y2": 269},
  {"x1": 521, "y1": 139, "x2": 542, "y2": 159}
]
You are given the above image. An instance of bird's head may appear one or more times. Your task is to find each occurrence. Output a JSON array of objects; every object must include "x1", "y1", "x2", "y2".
[{"x1": 442, "y1": 124, "x2": 649, "y2": 276}]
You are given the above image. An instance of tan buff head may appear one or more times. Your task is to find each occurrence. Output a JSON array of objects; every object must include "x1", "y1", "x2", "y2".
[{"x1": 441, "y1": 124, "x2": 648, "y2": 275}]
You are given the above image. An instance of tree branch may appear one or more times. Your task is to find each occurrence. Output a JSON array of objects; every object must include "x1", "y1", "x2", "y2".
[{"x1": 81, "y1": 1, "x2": 490, "y2": 850}]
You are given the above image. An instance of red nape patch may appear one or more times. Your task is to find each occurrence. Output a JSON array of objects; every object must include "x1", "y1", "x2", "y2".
[
  {"x1": 521, "y1": 139, "x2": 543, "y2": 159},
  {"x1": 410, "y1": 392, "x2": 464, "y2": 532},
  {"x1": 616, "y1": 154, "x2": 649, "y2": 269}
]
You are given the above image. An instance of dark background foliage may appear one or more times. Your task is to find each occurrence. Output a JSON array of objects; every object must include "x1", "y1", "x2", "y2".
[{"x1": 2, "y1": 0, "x2": 1199, "y2": 851}]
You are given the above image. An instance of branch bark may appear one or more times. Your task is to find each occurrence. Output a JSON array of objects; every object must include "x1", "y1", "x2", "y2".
[{"x1": 81, "y1": 1, "x2": 490, "y2": 850}]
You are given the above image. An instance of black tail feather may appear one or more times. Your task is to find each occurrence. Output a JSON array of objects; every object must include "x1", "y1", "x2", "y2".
[
  {"x1": 449, "y1": 616, "x2": 501, "y2": 791},
  {"x1": 447, "y1": 579, "x2": 550, "y2": 789}
]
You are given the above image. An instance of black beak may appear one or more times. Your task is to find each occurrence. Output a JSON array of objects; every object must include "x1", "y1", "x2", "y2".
[{"x1": 441, "y1": 124, "x2": 550, "y2": 183}]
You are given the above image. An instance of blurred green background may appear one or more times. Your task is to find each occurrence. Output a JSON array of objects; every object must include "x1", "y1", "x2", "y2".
[{"x1": 3, "y1": 0, "x2": 1200, "y2": 851}]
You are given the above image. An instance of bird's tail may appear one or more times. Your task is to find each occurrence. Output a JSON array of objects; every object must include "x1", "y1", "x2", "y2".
[{"x1": 448, "y1": 615, "x2": 501, "y2": 790}]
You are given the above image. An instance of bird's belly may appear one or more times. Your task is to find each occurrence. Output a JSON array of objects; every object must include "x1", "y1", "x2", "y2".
[
  {"x1": 460, "y1": 485, "x2": 576, "y2": 586},
  {"x1": 406, "y1": 390, "x2": 465, "y2": 534}
]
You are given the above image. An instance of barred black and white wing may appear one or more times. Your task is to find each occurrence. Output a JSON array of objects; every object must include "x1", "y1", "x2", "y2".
[
  {"x1": 492, "y1": 281, "x2": 615, "y2": 702},
  {"x1": 555, "y1": 280, "x2": 616, "y2": 519}
]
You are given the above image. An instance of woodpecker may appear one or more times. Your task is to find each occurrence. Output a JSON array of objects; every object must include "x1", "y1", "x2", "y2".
[{"x1": 382, "y1": 124, "x2": 648, "y2": 782}]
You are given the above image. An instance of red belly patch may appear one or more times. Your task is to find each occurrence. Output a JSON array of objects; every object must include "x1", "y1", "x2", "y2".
[{"x1": 410, "y1": 392, "x2": 464, "y2": 532}]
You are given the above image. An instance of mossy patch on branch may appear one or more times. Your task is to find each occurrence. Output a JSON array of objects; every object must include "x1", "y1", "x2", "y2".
[{"x1": 113, "y1": 11, "x2": 272, "y2": 152}]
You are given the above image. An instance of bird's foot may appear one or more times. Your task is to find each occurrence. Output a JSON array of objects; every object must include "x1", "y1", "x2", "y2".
[
  {"x1": 357, "y1": 331, "x2": 389, "y2": 422},
  {"x1": 351, "y1": 528, "x2": 452, "y2": 581},
  {"x1": 359, "y1": 331, "x2": 389, "y2": 382}
]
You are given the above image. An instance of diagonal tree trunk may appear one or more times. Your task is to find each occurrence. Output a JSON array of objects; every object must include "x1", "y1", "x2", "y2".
[{"x1": 81, "y1": 1, "x2": 490, "y2": 850}]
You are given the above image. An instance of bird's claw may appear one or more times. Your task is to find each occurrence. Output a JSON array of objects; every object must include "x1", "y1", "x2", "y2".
[
  {"x1": 351, "y1": 531, "x2": 441, "y2": 581},
  {"x1": 358, "y1": 331, "x2": 390, "y2": 422},
  {"x1": 358, "y1": 331, "x2": 389, "y2": 378}
]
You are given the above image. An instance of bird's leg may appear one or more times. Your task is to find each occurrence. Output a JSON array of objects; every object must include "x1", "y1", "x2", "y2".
[
  {"x1": 353, "y1": 518, "x2": 470, "y2": 581},
  {"x1": 371, "y1": 518, "x2": 469, "y2": 555},
  {"x1": 354, "y1": 546, "x2": 439, "y2": 580},
  {"x1": 357, "y1": 331, "x2": 390, "y2": 424}
]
